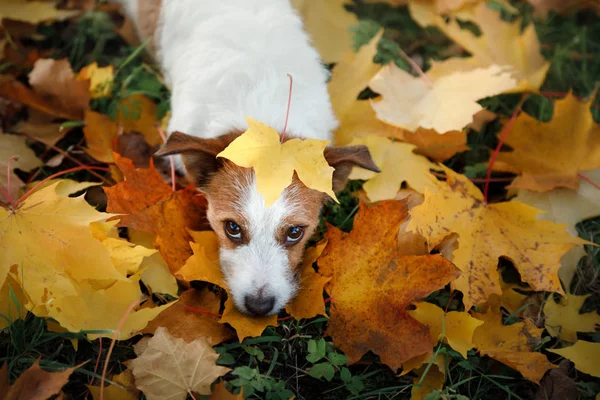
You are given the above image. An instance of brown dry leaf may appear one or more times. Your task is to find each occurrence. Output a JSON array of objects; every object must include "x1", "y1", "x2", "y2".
[
  {"x1": 0, "y1": 359, "x2": 79, "y2": 400},
  {"x1": 535, "y1": 359, "x2": 577, "y2": 400},
  {"x1": 317, "y1": 201, "x2": 461, "y2": 370},
  {"x1": 410, "y1": 354, "x2": 446, "y2": 400},
  {"x1": 104, "y1": 154, "x2": 210, "y2": 272},
  {"x1": 329, "y1": 31, "x2": 383, "y2": 145},
  {"x1": 527, "y1": 0, "x2": 600, "y2": 17},
  {"x1": 407, "y1": 166, "x2": 587, "y2": 309},
  {"x1": 348, "y1": 135, "x2": 439, "y2": 201},
  {"x1": 369, "y1": 59, "x2": 516, "y2": 133},
  {"x1": 472, "y1": 302, "x2": 556, "y2": 383},
  {"x1": 0, "y1": 132, "x2": 41, "y2": 203},
  {"x1": 494, "y1": 93, "x2": 600, "y2": 192},
  {"x1": 28, "y1": 58, "x2": 90, "y2": 119},
  {"x1": 544, "y1": 294, "x2": 600, "y2": 343},
  {"x1": 409, "y1": 1, "x2": 550, "y2": 91},
  {"x1": 0, "y1": 0, "x2": 79, "y2": 25},
  {"x1": 291, "y1": 0, "x2": 359, "y2": 63},
  {"x1": 87, "y1": 370, "x2": 139, "y2": 400},
  {"x1": 142, "y1": 288, "x2": 235, "y2": 345},
  {"x1": 0, "y1": 75, "x2": 82, "y2": 120},
  {"x1": 10, "y1": 120, "x2": 71, "y2": 146},
  {"x1": 128, "y1": 327, "x2": 230, "y2": 400}
]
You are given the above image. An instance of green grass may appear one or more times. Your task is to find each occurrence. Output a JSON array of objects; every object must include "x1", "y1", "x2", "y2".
[{"x1": 2, "y1": 0, "x2": 600, "y2": 399}]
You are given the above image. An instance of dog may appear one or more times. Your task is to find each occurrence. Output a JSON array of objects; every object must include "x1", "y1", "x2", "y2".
[{"x1": 117, "y1": 0, "x2": 379, "y2": 316}]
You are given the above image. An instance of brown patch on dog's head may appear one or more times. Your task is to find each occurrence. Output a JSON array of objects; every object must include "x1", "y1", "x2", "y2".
[
  {"x1": 154, "y1": 131, "x2": 241, "y2": 187},
  {"x1": 324, "y1": 145, "x2": 380, "y2": 192}
]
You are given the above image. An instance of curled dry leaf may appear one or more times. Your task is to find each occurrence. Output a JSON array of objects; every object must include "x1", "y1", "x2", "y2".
[
  {"x1": 472, "y1": 301, "x2": 556, "y2": 383},
  {"x1": 28, "y1": 58, "x2": 90, "y2": 119},
  {"x1": 104, "y1": 154, "x2": 210, "y2": 272},
  {"x1": 495, "y1": 93, "x2": 600, "y2": 192},
  {"x1": 0, "y1": 359, "x2": 81, "y2": 400},
  {"x1": 543, "y1": 294, "x2": 600, "y2": 343},
  {"x1": 128, "y1": 327, "x2": 230, "y2": 400},
  {"x1": 0, "y1": 132, "x2": 41, "y2": 203},
  {"x1": 370, "y1": 59, "x2": 516, "y2": 133},
  {"x1": 407, "y1": 166, "x2": 588, "y2": 309},
  {"x1": 290, "y1": 0, "x2": 359, "y2": 63},
  {"x1": 317, "y1": 200, "x2": 461, "y2": 370},
  {"x1": 142, "y1": 288, "x2": 235, "y2": 345},
  {"x1": 548, "y1": 340, "x2": 600, "y2": 378},
  {"x1": 410, "y1": 354, "x2": 446, "y2": 400},
  {"x1": 409, "y1": 1, "x2": 550, "y2": 91},
  {"x1": 348, "y1": 135, "x2": 439, "y2": 201},
  {"x1": 217, "y1": 117, "x2": 337, "y2": 205},
  {"x1": 177, "y1": 231, "x2": 329, "y2": 340},
  {"x1": 408, "y1": 301, "x2": 483, "y2": 358},
  {"x1": 0, "y1": 75, "x2": 82, "y2": 120}
]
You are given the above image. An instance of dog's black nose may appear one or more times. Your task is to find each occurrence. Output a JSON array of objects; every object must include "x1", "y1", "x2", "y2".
[{"x1": 244, "y1": 294, "x2": 275, "y2": 316}]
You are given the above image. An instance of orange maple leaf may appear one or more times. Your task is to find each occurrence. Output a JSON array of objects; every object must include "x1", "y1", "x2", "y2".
[
  {"x1": 317, "y1": 200, "x2": 461, "y2": 370},
  {"x1": 104, "y1": 154, "x2": 210, "y2": 272}
]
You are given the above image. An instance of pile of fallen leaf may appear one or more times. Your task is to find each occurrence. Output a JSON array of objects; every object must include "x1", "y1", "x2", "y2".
[{"x1": 0, "y1": 0, "x2": 599, "y2": 399}]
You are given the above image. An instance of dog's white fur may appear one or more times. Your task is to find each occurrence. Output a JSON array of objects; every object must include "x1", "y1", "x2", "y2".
[{"x1": 118, "y1": 0, "x2": 338, "y2": 315}]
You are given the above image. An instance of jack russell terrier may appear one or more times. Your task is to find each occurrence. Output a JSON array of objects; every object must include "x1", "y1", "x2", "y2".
[{"x1": 116, "y1": 0, "x2": 379, "y2": 316}]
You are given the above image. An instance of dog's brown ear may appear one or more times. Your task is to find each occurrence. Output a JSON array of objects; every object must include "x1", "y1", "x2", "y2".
[
  {"x1": 324, "y1": 145, "x2": 380, "y2": 192},
  {"x1": 155, "y1": 131, "x2": 238, "y2": 187}
]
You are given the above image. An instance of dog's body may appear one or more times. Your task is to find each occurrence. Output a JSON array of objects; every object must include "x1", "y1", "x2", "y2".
[{"x1": 118, "y1": 0, "x2": 378, "y2": 316}]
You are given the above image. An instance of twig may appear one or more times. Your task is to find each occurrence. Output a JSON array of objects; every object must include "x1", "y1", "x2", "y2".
[
  {"x1": 579, "y1": 173, "x2": 600, "y2": 190},
  {"x1": 100, "y1": 299, "x2": 140, "y2": 400},
  {"x1": 281, "y1": 73, "x2": 293, "y2": 142},
  {"x1": 484, "y1": 94, "x2": 529, "y2": 203}
]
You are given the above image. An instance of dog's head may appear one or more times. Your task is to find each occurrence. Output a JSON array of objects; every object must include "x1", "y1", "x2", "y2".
[{"x1": 156, "y1": 131, "x2": 378, "y2": 316}]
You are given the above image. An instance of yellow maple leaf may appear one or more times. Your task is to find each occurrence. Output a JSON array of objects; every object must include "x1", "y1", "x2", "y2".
[
  {"x1": 77, "y1": 62, "x2": 114, "y2": 98},
  {"x1": 370, "y1": 60, "x2": 516, "y2": 133},
  {"x1": 291, "y1": 0, "x2": 359, "y2": 63},
  {"x1": 548, "y1": 340, "x2": 600, "y2": 378},
  {"x1": 544, "y1": 294, "x2": 600, "y2": 343},
  {"x1": 217, "y1": 117, "x2": 337, "y2": 206},
  {"x1": 409, "y1": 1, "x2": 549, "y2": 91},
  {"x1": 0, "y1": 0, "x2": 79, "y2": 25},
  {"x1": 494, "y1": 93, "x2": 600, "y2": 192},
  {"x1": 407, "y1": 166, "x2": 587, "y2": 309},
  {"x1": 513, "y1": 168, "x2": 600, "y2": 288},
  {"x1": 0, "y1": 181, "x2": 126, "y2": 304},
  {"x1": 87, "y1": 370, "x2": 139, "y2": 400},
  {"x1": 348, "y1": 135, "x2": 439, "y2": 201},
  {"x1": 408, "y1": 302, "x2": 483, "y2": 358},
  {"x1": 0, "y1": 132, "x2": 41, "y2": 203},
  {"x1": 127, "y1": 327, "x2": 230, "y2": 399},
  {"x1": 472, "y1": 302, "x2": 557, "y2": 383},
  {"x1": 177, "y1": 231, "x2": 329, "y2": 340}
]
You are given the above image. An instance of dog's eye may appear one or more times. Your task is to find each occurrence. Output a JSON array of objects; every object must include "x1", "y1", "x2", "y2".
[
  {"x1": 286, "y1": 226, "x2": 305, "y2": 243},
  {"x1": 225, "y1": 221, "x2": 242, "y2": 241}
]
